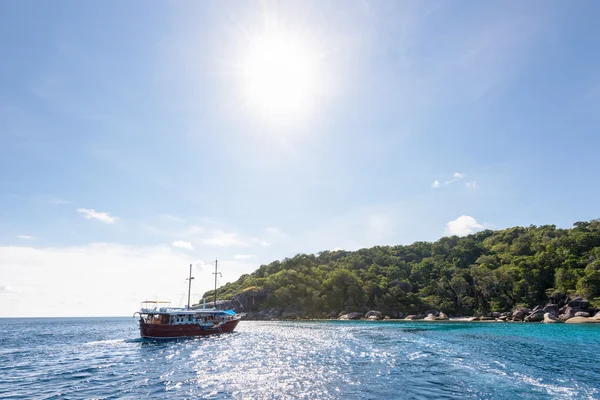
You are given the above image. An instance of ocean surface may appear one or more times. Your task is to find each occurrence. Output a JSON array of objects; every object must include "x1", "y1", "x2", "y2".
[{"x1": 1, "y1": 318, "x2": 599, "y2": 399}]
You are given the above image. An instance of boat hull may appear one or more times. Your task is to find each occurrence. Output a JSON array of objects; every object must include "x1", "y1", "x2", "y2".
[{"x1": 140, "y1": 319, "x2": 240, "y2": 339}]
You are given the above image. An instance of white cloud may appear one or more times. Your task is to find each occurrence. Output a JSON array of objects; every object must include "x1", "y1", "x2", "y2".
[
  {"x1": 432, "y1": 172, "x2": 466, "y2": 188},
  {"x1": 77, "y1": 208, "x2": 119, "y2": 224},
  {"x1": 172, "y1": 240, "x2": 194, "y2": 250},
  {"x1": 0, "y1": 244, "x2": 211, "y2": 317},
  {"x1": 0, "y1": 243, "x2": 266, "y2": 317},
  {"x1": 234, "y1": 254, "x2": 256, "y2": 260},
  {"x1": 444, "y1": 172, "x2": 465, "y2": 185},
  {"x1": 465, "y1": 181, "x2": 477, "y2": 188},
  {"x1": 445, "y1": 215, "x2": 485, "y2": 237},
  {"x1": 17, "y1": 235, "x2": 35, "y2": 240}
]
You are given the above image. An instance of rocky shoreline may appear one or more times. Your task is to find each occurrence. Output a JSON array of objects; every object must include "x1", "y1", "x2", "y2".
[{"x1": 239, "y1": 295, "x2": 600, "y2": 324}]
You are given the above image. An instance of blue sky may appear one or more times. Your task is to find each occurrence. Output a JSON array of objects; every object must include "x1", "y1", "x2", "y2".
[{"x1": 1, "y1": 1, "x2": 599, "y2": 316}]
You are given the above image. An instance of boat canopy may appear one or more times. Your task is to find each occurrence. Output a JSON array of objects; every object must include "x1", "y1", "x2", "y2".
[{"x1": 139, "y1": 307, "x2": 237, "y2": 316}]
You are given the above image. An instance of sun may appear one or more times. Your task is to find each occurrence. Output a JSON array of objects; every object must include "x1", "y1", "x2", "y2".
[{"x1": 241, "y1": 29, "x2": 319, "y2": 121}]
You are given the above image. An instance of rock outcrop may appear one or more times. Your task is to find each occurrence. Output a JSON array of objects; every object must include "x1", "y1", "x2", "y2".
[
  {"x1": 470, "y1": 315, "x2": 494, "y2": 321},
  {"x1": 568, "y1": 297, "x2": 590, "y2": 310},
  {"x1": 424, "y1": 313, "x2": 437, "y2": 321},
  {"x1": 338, "y1": 312, "x2": 362, "y2": 320},
  {"x1": 542, "y1": 304, "x2": 559, "y2": 316},
  {"x1": 525, "y1": 311, "x2": 545, "y2": 322},
  {"x1": 365, "y1": 310, "x2": 383, "y2": 320},
  {"x1": 543, "y1": 313, "x2": 562, "y2": 323},
  {"x1": 558, "y1": 306, "x2": 576, "y2": 321},
  {"x1": 574, "y1": 311, "x2": 590, "y2": 318},
  {"x1": 565, "y1": 316, "x2": 600, "y2": 324},
  {"x1": 512, "y1": 308, "x2": 530, "y2": 321},
  {"x1": 340, "y1": 312, "x2": 361, "y2": 320}
]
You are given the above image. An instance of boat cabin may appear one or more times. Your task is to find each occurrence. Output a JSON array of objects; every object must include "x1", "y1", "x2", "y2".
[{"x1": 138, "y1": 300, "x2": 237, "y2": 326}]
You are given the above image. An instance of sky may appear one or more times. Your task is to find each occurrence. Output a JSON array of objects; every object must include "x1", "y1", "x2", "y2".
[{"x1": 1, "y1": 1, "x2": 599, "y2": 317}]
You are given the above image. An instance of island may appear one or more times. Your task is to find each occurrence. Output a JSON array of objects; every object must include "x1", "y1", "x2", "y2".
[{"x1": 203, "y1": 219, "x2": 600, "y2": 324}]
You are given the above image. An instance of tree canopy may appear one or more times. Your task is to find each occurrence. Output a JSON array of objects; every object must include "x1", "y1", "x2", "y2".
[{"x1": 204, "y1": 220, "x2": 600, "y2": 316}]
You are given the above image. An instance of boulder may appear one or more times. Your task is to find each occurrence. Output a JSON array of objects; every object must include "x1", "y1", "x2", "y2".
[
  {"x1": 471, "y1": 315, "x2": 494, "y2": 321},
  {"x1": 593, "y1": 312, "x2": 600, "y2": 320},
  {"x1": 405, "y1": 315, "x2": 421, "y2": 320},
  {"x1": 542, "y1": 304, "x2": 559, "y2": 316},
  {"x1": 525, "y1": 311, "x2": 545, "y2": 322},
  {"x1": 512, "y1": 308, "x2": 530, "y2": 321},
  {"x1": 368, "y1": 315, "x2": 380, "y2": 320},
  {"x1": 565, "y1": 316, "x2": 600, "y2": 324},
  {"x1": 574, "y1": 311, "x2": 590, "y2": 318},
  {"x1": 365, "y1": 310, "x2": 383, "y2": 320},
  {"x1": 543, "y1": 313, "x2": 562, "y2": 323},
  {"x1": 438, "y1": 312, "x2": 449, "y2": 320},
  {"x1": 558, "y1": 306, "x2": 575, "y2": 321},
  {"x1": 338, "y1": 312, "x2": 362, "y2": 320},
  {"x1": 568, "y1": 297, "x2": 589, "y2": 310},
  {"x1": 490, "y1": 312, "x2": 501, "y2": 318},
  {"x1": 424, "y1": 313, "x2": 437, "y2": 321}
]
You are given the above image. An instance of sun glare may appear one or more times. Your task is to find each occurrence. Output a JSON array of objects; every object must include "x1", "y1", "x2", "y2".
[{"x1": 241, "y1": 30, "x2": 319, "y2": 121}]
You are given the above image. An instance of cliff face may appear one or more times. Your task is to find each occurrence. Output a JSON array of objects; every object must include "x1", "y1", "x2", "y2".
[{"x1": 204, "y1": 220, "x2": 600, "y2": 319}]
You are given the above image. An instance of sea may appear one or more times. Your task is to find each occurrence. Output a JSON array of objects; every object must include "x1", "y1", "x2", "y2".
[{"x1": 0, "y1": 318, "x2": 599, "y2": 399}]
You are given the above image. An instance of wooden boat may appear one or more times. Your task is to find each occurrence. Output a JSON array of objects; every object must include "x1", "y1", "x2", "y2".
[{"x1": 136, "y1": 261, "x2": 240, "y2": 339}]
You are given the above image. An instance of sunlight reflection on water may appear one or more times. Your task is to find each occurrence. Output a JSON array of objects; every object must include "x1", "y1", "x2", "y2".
[{"x1": 0, "y1": 319, "x2": 599, "y2": 399}]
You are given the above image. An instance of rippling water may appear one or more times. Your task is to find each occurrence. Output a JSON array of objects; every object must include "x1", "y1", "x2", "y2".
[{"x1": 1, "y1": 318, "x2": 599, "y2": 399}]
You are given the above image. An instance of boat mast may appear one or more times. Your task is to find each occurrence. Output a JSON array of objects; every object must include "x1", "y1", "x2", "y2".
[
  {"x1": 186, "y1": 263, "x2": 194, "y2": 309},
  {"x1": 212, "y1": 259, "x2": 221, "y2": 308}
]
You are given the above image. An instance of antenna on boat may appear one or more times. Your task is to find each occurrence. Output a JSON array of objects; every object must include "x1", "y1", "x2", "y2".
[
  {"x1": 186, "y1": 263, "x2": 194, "y2": 309},
  {"x1": 212, "y1": 259, "x2": 222, "y2": 308}
]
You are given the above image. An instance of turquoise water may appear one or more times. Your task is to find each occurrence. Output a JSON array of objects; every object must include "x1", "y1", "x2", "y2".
[{"x1": 1, "y1": 318, "x2": 599, "y2": 399}]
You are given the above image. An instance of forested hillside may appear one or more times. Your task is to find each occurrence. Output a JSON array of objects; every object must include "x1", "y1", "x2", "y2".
[{"x1": 204, "y1": 220, "x2": 600, "y2": 317}]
